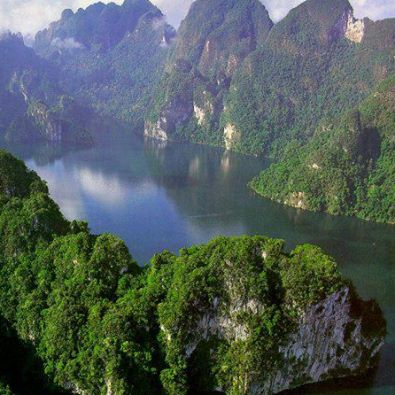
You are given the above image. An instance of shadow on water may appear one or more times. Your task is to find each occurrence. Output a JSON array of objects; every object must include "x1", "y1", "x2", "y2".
[{"x1": 2, "y1": 141, "x2": 84, "y2": 167}]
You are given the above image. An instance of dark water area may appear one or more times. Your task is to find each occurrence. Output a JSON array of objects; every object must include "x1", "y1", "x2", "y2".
[{"x1": 3, "y1": 133, "x2": 395, "y2": 395}]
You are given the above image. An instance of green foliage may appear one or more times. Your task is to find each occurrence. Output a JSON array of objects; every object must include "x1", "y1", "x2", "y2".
[
  {"x1": 146, "y1": 0, "x2": 272, "y2": 147},
  {"x1": 35, "y1": 0, "x2": 161, "y2": 53},
  {"x1": 225, "y1": 8, "x2": 395, "y2": 157},
  {"x1": 251, "y1": 74, "x2": 395, "y2": 224},
  {"x1": 0, "y1": 314, "x2": 67, "y2": 395},
  {"x1": 0, "y1": 381, "x2": 13, "y2": 395},
  {"x1": 282, "y1": 245, "x2": 345, "y2": 309},
  {"x1": 156, "y1": 236, "x2": 345, "y2": 394},
  {"x1": 0, "y1": 0, "x2": 393, "y2": 391},
  {"x1": 145, "y1": 0, "x2": 395, "y2": 159},
  {"x1": 0, "y1": 150, "x2": 354, "y2": 394},
  {"x1": 0, "y1": 150, "x2": 48, "y2": 199}
]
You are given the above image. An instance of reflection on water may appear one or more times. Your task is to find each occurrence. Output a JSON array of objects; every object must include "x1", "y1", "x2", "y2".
[{"x1": 3, "y1": 134, "x2": 395, "y2": 395}]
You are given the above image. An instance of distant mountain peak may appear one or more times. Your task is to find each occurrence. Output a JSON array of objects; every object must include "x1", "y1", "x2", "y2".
[
  {"x1": 0, "y1": 31, "x2": 24, "y2": 44},
  {"x1": 268, "y1": 0, "x2": 367, "y2": 47},
  {"x1": 175, "y1": 0, "x2": 273, "y2": 72},
  {"x1": 61, "y1": 9, "x2": 74, "y2": 19},
  {"x1": 144, "y1": 0, "x2": 274, "y2": 144},
  {"x1": 34, "y1": 0, "x2": 168, "y2": 54}
]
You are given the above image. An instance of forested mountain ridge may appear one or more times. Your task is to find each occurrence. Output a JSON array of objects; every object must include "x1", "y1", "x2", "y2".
[
  {"x1": 4, "y1": 0, "x2": 390, "y2": 159},
  {"x1": 34, "y1": 0, "x2": 176, "y2": 129},
  {"x1": 250, "y1": 74, "x2": 395, "y2": 224},
  {"x1": 145, "y1": 0, "x2": 395, "y2": 158},
  {"x1": 0, "y1": 33, "x2": 92, "y2": 146},
  {"x1": 34, "y1": 0, "x2": 166, "y2": 52},
  {"x1": 24, "y1": 0, "x2": 395, "y2": 158},
  {"x1": 0, "y1": 149, "x2": 386, "y2": 394},
  {"x1": 2, "y1": 0, "x2": 395, "y2": 224},
  {"x1": 224, "y1": 0, "x2": 395, "y2": 156},
  {"x1": 145, "y1": 0, "x2": 273, "y2": 146},
  {"x1": 0, "y1": 1, "x2": 393, "y2": 393}
]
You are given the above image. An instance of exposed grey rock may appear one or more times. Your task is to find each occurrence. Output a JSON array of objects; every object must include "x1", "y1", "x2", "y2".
[
  {"x1": 144, "y1": 96, "x2": 193, "y2": 141},
  {"x1": 147, "y1": 0, "x2": 273, "y2": 145},
  {"x1": 29, "y1": 102, "x2": 63, "y2": 143},
  {"x1": 251, "y1": 286, "x2": 384, "y2": 394},
  {"x1": 224, "y1": 123, "x2": 241, "y2": 150},
  {"x1": 183, "y1": 286, "x2": 385, "y2": 395}
]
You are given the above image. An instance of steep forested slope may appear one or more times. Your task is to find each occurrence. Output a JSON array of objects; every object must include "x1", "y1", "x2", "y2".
[
  {"x1": 145, "y1": 0, "x2": 273, "y2": 145},
  {"x1": 0, "y1": 33, "x2": 91, "y2": 146},
  {"x1": 224, "y1": 0, "x2": 395, "y2": 156},
  {"x1": 34, "y1": 0, "x2": 175, "y2": 129},
  {"x1": 251, "y1": 74, "x2": 395, "y2": 224},
  {"x1": 145, "y1": 0, "x2": 395, "y2": 158}
]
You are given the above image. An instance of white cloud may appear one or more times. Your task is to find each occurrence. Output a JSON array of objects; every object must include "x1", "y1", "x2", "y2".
[
  {"x1": 352, "y1": 0, "x2": 395, "y2": 20},
  {"x1": 152, "y1": 0, "x2": 191, "y2": 27},
  {"x1": 0, "y1": 0, "x2": 394, "y2": 36},
  {"x1": 0, "y1": 0, "x2": 123, "y2": 36},
  {"x1": 26, "y1": 159, "x2": 86, "y2": 220},
  {"x1": 262, "y1": 0, "x2": 304, "y2": 22},
  {"x1": 51, "y1": 36, "x2": 84, "y2": 50}
]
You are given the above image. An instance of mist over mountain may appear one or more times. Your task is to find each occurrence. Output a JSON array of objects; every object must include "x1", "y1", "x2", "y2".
[
  {"x1": 0, "y1": 32, "x2": 92, "y2": 145},
  {"x1": 33, "y1": 0, "x2": 175, "y2": 129}
]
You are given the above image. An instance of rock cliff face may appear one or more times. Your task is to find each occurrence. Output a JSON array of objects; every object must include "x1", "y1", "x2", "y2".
[
  {"x1": 0, "y1": 171, "x2": 387, "y2": 395},
  {"x1": 178, "y1": 284, "x2": 384, "y2": 395},
  {"x1": 144, "y1": 81, "x2": 193, "y2": 141},
  {"x1": 4, "y1": 99, "x2": 92, "y2": 146},
  {"x1": 252, "y1": 287, "x2": 384, "y2": 394},
  {"x1": 28, "y1": 102, "x2": 63, "y2": 143},
  {"x1": 158, "y1": 237, "x2": 386, "y2": 395},
  {"x1": 284, "y1": 191, "x2": 308, "y2": 210},
  {"x1": 344, "y1": 12, "x2": 366, "y2": 43},
  {"x1": 0, "y1": 33, "x2": 92, "y2": 145},
  {"x1": 144, "y1": 0, "x2": 395, "y2": 157},
  {"x1": 224, "y1": 123, "x2": 241, "y2": 150},
  {"x1": 224, "y1": 0, "x2": 395, "y2": 157}
]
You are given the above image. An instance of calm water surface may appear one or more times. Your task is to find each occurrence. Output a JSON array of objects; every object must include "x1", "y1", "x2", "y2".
[{"x1": 4, "y1": 134, "x2": 395, "y2": 395}]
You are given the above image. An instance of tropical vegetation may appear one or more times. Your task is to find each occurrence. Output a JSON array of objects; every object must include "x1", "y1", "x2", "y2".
[{"x1": 0, "y1": 150, "x2": 356, "y2": 394}]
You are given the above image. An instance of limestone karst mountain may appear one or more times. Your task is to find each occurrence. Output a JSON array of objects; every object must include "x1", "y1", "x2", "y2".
[
  {"x1": 34, "y1": 0, "x2": 176, "y2": 129},
  {"x1": 146, "y1": 0, "x2": 395, "y2": 159},
  {"x1": 0, "y1": 32, "x2": 91, "y2": 145},
  {"x1": 145, "y1": 0, "x2": 274, "y2": 146},
  {"x1": 224, "y1": 0, "x2": 395, "y2": 156},
  {"x1": 0, "y1": 151, "x2": 386, "y2": 394}
]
